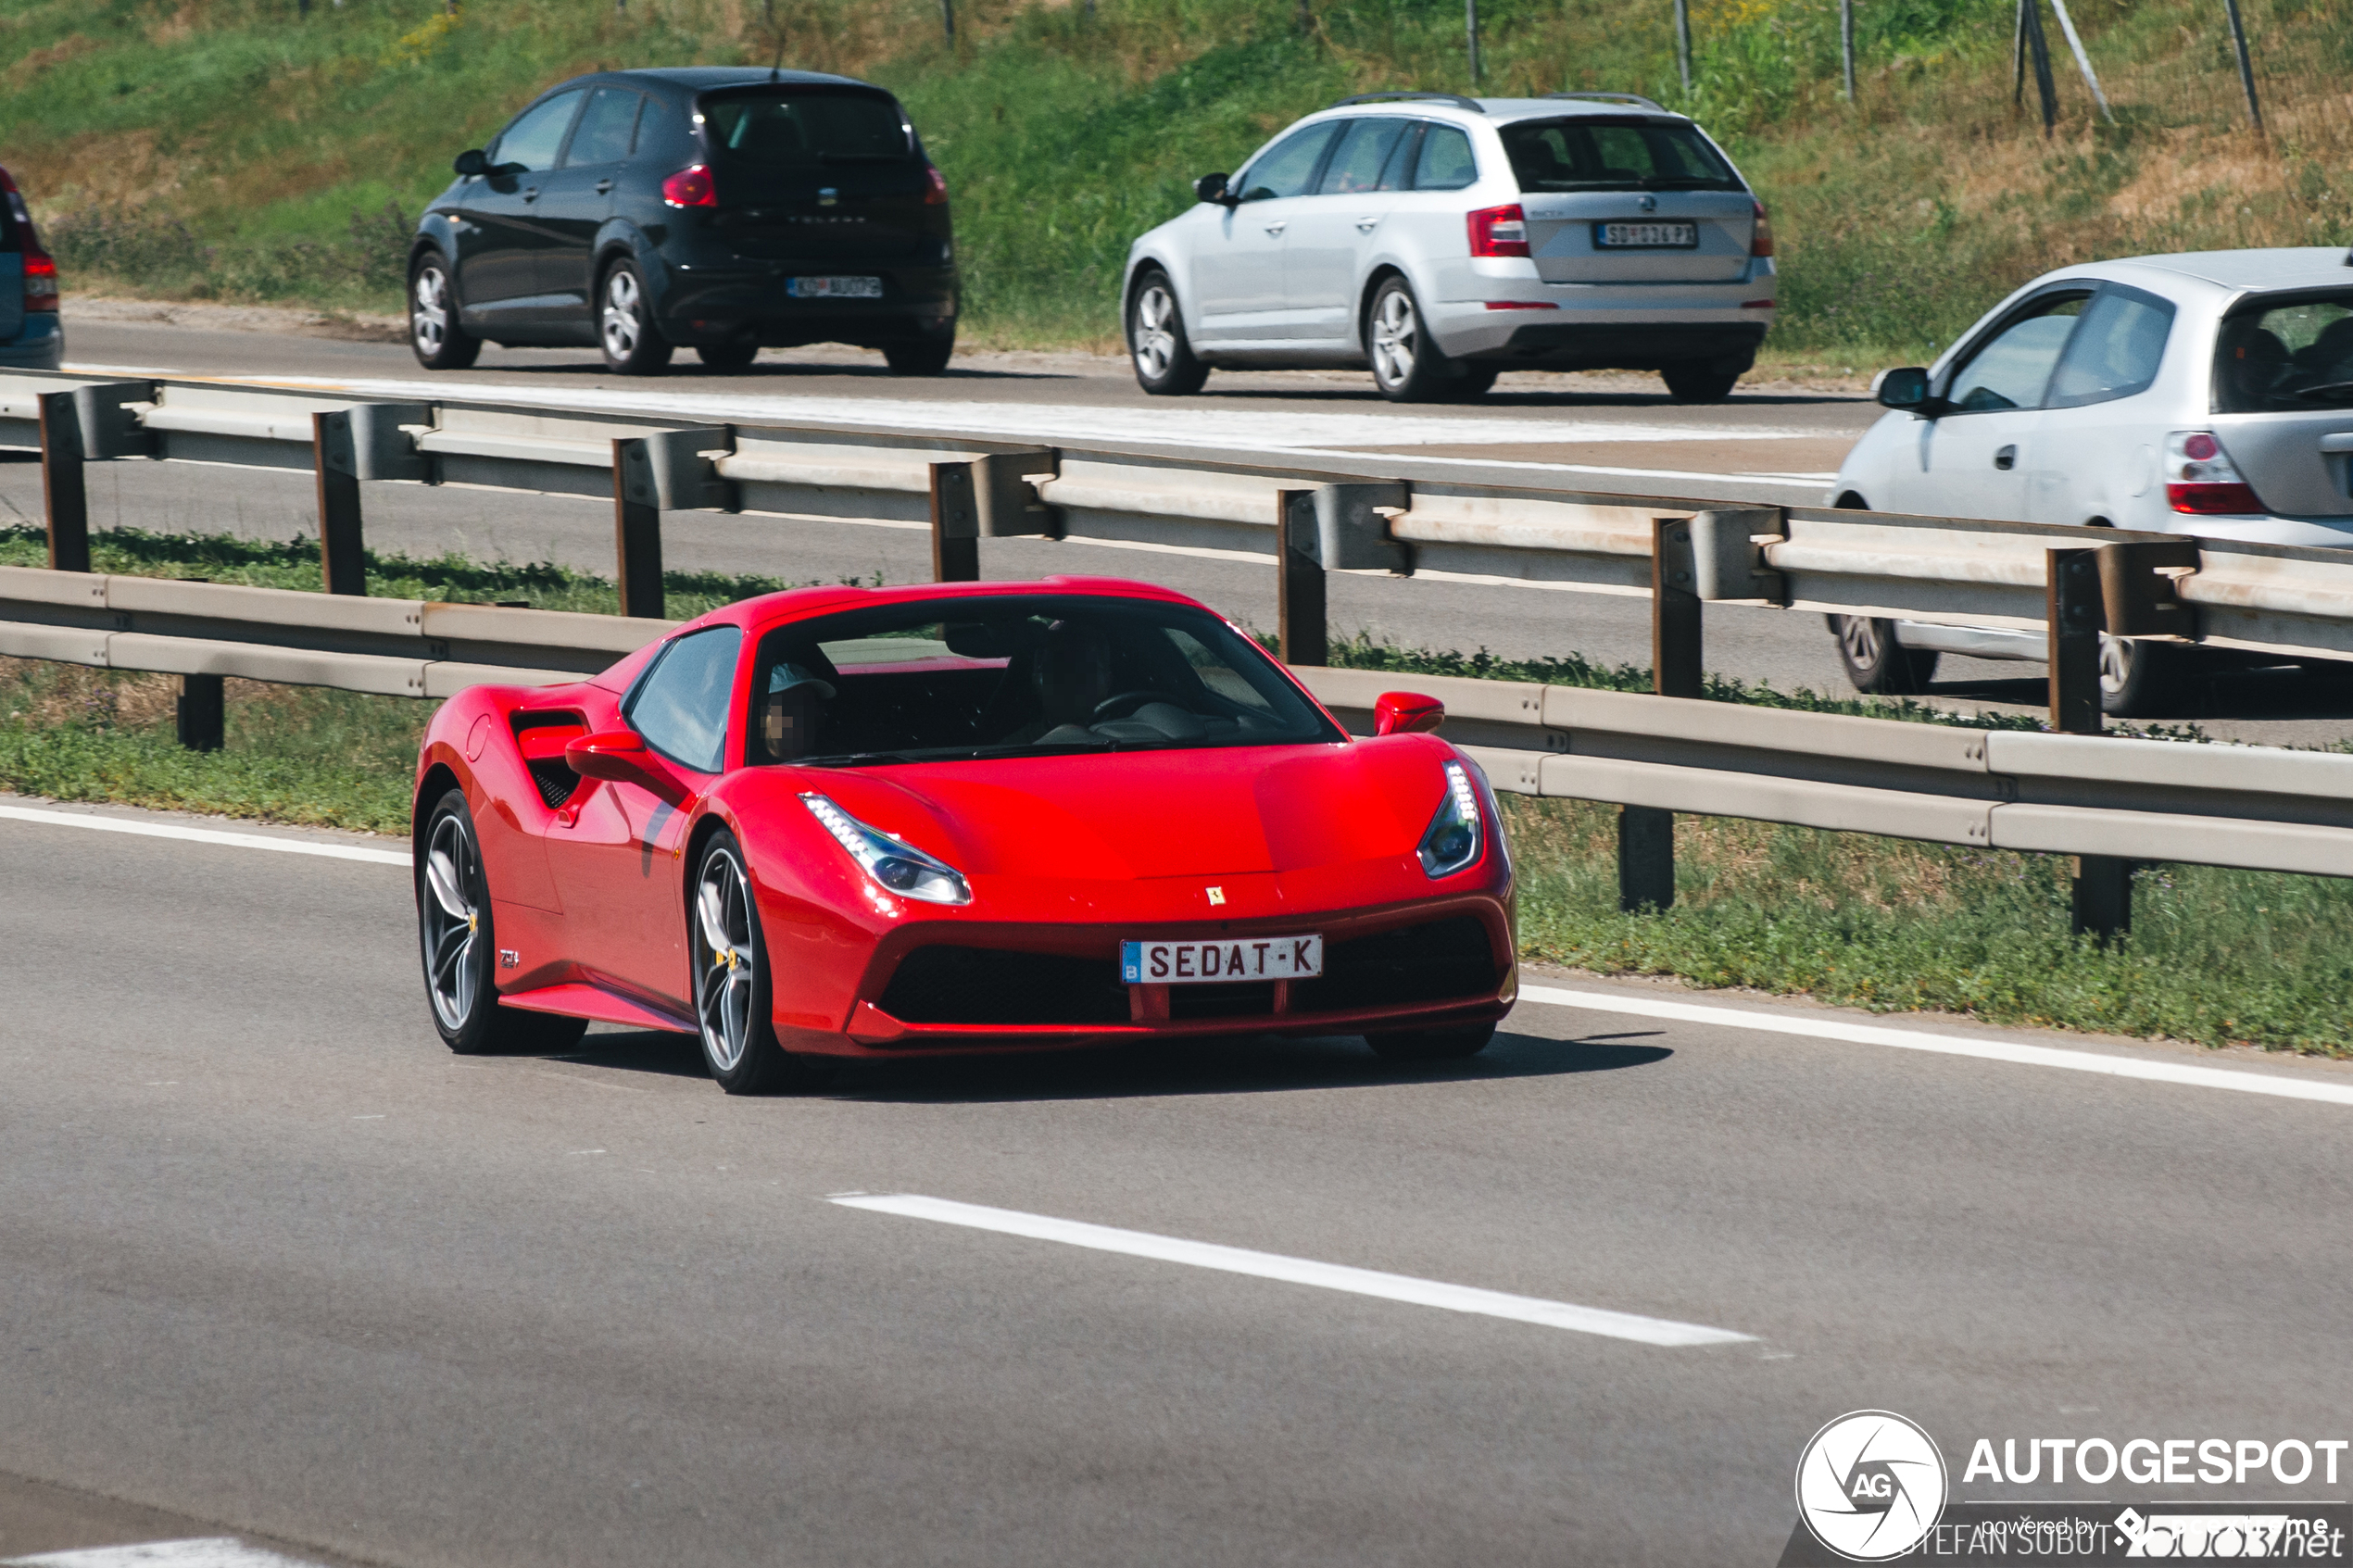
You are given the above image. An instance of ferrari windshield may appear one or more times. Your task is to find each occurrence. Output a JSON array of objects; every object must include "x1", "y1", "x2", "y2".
[{"x1": 745, "y1": 596, "x2": 1343, "y2": 766}]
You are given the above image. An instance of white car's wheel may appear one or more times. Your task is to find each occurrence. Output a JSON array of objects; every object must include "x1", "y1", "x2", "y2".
[{"x1": 1126, "y1": 271, "x2": 1209, "y2": 395}]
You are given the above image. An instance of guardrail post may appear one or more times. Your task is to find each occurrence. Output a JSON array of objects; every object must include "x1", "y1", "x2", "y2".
[
  {"x1": 1277, "y1": 489, "x2": 1326, "y2": 666},
  {"x1": 37, "y1": 391, "x2": 88, "y2": 572},
  {"x1": 2046, "y1": 546, "x2": 2102, "y2": 735},
  {"x1": 177, "y1": 674, "x2": 225, "y2": 752},
  {"x1": 2096, "y1": 539, "x2": 2199, "y2": 638},
  {"x1": 1618, "y1": 516, "x2": 1705, "y2": 912},
  {"x1": 929, "y1": 461, "x2": 981, "y2": 583},
  {"x1": 612, "y1": 439, "x2": 664, "y2": 620},
  {"x1": 2048, "y1": 546, "x2": 2132, "y2": 943},
  {"x1": 312, "y1": 410, "x2": 366, "y2": 596}
]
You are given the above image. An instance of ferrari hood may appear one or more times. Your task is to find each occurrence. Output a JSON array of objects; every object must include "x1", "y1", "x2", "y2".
[{"x1": 787, "y1": 740, "x2": 1452, "y2": 882}]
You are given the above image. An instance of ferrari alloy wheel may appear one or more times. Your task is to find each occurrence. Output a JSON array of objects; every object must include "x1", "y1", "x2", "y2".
[
  {"x1": 599, "y1": 261, "x2": 673, "y2": 375},
  {"x1": 1126, "y1": 271, "x2": 1209, "y2": 395},
  {"x1": 1365, "y1": 1022, "x2": 1496, "y2": 1061},
  {"x1": 409, "y1": 254, "x2": 481, "y2": 371},
  {"x1": 691, "y1": 831, "x2": 828, "y2": 1095},
  {"x1": 418, "y1": 789, "x2": 585, "y2": 1056}
]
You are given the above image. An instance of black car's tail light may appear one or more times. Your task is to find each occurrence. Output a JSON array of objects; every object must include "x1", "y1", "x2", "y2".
[
  {"x1": 662, "y1": 165, "x2": 718, "y2": 207},
  {"x1": 924, "y1": 166, "x2": 949, "y2": 206}
]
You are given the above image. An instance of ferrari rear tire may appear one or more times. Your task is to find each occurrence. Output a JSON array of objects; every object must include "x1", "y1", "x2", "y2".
[
  {"x1": 692, "y1": 831, "x2": 831, "y2": 1095},
  {"x1": 418, "y1": 789, "x2": 588, "y2": 1056},
  {"x1": 1365, "y1": 1022, "x2": 1496, "y2": 1061}
]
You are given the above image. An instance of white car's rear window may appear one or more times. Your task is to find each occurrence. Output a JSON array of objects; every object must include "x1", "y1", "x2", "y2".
[
  {"x1": 1500, "y1": 117, "x2": 1740, "y2": 194},
  {"x1": 2216, "y1": 292, "x2": 2353, "y2": 412}
]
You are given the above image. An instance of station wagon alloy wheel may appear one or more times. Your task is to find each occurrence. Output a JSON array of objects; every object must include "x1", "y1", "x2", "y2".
[
  {"x1": 1132, "y1": 285, "x2": 1178, "y2": 381},
  {"x1": 1126, "y1": 270, "x2": 1209, "y2": 395},
  {"x1": 1370, "y1": 287, "x2": 1421, "y2": 391}
]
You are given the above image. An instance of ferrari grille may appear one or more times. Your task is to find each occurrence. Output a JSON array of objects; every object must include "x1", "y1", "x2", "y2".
[
  {"x1": 1290, "y1": 916, "x2": 1500, "y2": 1012},
  {"x1": 873, "y1": 916, "x2": 1501, "y2": 1032}
]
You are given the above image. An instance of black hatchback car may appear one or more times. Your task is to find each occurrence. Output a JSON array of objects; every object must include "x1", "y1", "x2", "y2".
[{"x1": 409, "y1": 68, "x2": 958, "y2": 375}]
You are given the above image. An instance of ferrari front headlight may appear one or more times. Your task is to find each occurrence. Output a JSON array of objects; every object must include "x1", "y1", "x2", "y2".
[
  {"x1": 1418, "y1": 761, "x2": 1483, "y2": 878},
  {"x1": 800, "y1": 793, "x2": 972, "y2": 906}
]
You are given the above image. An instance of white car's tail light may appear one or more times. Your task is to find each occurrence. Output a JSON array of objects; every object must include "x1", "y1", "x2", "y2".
[
  {"x1": 1417, "y1": 761, "x2": 1484, "y2": 878},
  {"x1": 2164, "y1": 431, "x2": 2265, "y2": 515},
  {"x1": 800, "y1": 793, "x2": 972, "y2": 905},
  {"x1": 1750, "y1": 200, "x2": 1774, "y2": 257},
  {"x1": 1467, "y1": 204, "x2": 1529, "y2": 258}
]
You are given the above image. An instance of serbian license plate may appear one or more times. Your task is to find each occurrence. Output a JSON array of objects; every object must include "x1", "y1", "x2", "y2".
[
  {"x1": 1122, "y1": 935, "x2": 1323, "y2": 985},
  {"x1": 786, "y1": 275, "x2": 884, "y2": 299},
  {"x1": 1594, "y1": 220, "x2": 1699, "y2": 249}
]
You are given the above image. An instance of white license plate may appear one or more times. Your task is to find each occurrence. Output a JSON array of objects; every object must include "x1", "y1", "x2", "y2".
[
  {"x1": 1122, "y1": 935, "x2": 1323, "y2": 985},
  {"x1": 1594, "y1": 221, "x2": 1699, "y2": 250},
  {"x1": 786, "y1": 275, "x2": 884, "y2": 299}
]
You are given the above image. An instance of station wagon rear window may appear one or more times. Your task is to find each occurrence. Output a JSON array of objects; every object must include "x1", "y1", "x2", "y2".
[
  {"x1": 2214, "y1": 291, "x2": 2353, "y2": 412},
  {"x1": 700, "y1": 88, "x2": 912, "y2": 168},
  {"x1": 1500, "y1": 117, "x2": 1741, "y2": 194}
]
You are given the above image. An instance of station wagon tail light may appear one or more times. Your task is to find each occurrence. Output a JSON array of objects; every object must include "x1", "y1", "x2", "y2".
[
  {"x1": 1750, "y1": 200, "x2": 1774, "y2": 257},
  {"x1": 1466, "y1": 204, "x2": 1529, "y2": 258},
  {"x1": 661, "y1": 164, "x2": 718, "y2": 207},
  {"x1": 924, "y1": 165, "x2": 949, "y2": 205},
  {"x1": 2165, "y1": 431, "x2": 2265, "y2": 514},
  {"x1": 800, "y1": 793, "x2": 972, "y2": 905},
  {"x1": 1418, "y1": 761, "x2": 1484, "y2": 878}
]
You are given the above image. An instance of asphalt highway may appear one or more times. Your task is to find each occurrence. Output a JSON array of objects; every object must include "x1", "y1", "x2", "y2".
[
  {"x1": 21, "y1": 313, "x2": 2353, "y2": 742},
  {"x1": 5, "y1": 797, "x2": 2351, "y2": 1566}
]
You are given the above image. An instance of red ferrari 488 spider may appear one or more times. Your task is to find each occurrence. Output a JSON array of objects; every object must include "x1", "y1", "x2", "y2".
[{"x1": 412, "y1": 577, "x2": 1516, "y2": 1093}]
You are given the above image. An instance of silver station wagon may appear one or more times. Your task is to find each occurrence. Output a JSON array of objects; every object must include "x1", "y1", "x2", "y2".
[
  {"x1": 1122, "y1": 92, "x2": 1776, "y2": 403},
  {"x1": 1830, "y1": 248, "x2": 2353, "y2": 712}
]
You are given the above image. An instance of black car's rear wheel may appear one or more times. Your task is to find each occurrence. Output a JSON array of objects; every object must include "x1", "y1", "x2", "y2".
[
  {"x1": 1662, "y1": 363, "x2": 1741, "y2": 402},
  {"x1": 883, "y1": 327, "x2": 956, "y2": 376},
  {"x1": 692, "y1": 831, "x2": 831, "y2": 1095},
  {"x1": 418, "y1": 789, "x2": 585, "y2": 1056},
  {"x1": 696, "y1": 340, "x2": 760, "y2": 371},
  {"x1": 409, "y1": 253, "x2": 482, "y2": 371},
  {"x1": 599, "y1": 260, "x2": 673, "y2": 375}
]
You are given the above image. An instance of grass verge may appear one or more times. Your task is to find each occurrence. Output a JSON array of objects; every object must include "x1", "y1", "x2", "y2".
[{"x1": 6, "y1": 532, "x2": 2347, "y2": 1056}]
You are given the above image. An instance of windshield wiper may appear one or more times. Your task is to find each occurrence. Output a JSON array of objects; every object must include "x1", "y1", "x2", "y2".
[
  {"x1": 818, "y1": 151, "x2": 912, "y2": 165},
  {"x1": 798, "y1": 751, "x2": 920, "y2": 767},
  {"x1": 2292, "y1": 381, "x2": 2353, "y2": 403}
]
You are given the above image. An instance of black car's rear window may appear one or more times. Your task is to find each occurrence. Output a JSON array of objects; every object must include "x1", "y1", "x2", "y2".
[
  {"x1": 699, "y1": 88, "x2": 913, "y2": 168},
  {"x1": 2215, "y1": 291, "x2": 2353, "y2": 412},
  {"x1": 1499, "y1": 116, "x2": 1741, "y2": 194}
]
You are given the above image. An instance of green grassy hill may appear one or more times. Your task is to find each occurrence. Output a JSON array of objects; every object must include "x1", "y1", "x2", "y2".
[{"x1": 1, "y1": 0, "x2": 2347, "y2": 365}]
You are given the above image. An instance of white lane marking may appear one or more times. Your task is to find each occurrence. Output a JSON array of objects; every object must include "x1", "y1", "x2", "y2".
[
  {"x1": 64, "y1": 365, "x2": 1823, "y2": 452},
  {"x1": 1517, "y1": 983, "x2": 2353, "y2": 1108},
  {"x1": 0, "y1": 804, "x2": 409, "y2": 865},
  {"x1": 5, "y1": 1540, "x2": 329, "y2": 1567},
  {"x1": 830, "y1": 1192, "x2": 1752, "y2": 1347}
]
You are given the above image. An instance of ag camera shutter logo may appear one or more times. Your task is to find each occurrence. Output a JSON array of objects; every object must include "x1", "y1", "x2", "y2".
[{"x1": 1795, "y1": 1411, "x2": 1949, "y2": 1561}]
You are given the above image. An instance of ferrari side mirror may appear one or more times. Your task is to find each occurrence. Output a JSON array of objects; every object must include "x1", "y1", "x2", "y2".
[
  {"x1": 1374, "y1": 691, "x2": 1445, "y2": 736},
  {"x1": 565, "y1": 730, "x2": 671, "y2": 790}
]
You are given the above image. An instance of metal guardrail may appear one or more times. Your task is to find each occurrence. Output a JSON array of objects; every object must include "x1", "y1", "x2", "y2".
[
  {"x1": 11, "y1": 369, "x2": 2353, "y2": 680},
  {"x1": 7, "y1": 367, "x2": 2353, "y2": 938}
]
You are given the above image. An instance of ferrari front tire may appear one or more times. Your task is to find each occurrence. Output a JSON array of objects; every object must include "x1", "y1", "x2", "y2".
[
  {"x1": 692, "y1": 831, "x2": 830, "y2": 1095},
  {"x1": 418, "y1": 789, "x2": 587, "y2": 1056},
  {"x1": 1365, "y1": 1022, "x2": 1496, "y2": 1061}
]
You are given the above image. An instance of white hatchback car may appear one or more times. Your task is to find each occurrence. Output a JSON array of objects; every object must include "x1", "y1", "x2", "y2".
[
  {"x1": 1828, "y1": 247, "x2": 2353, "y2": 712},
  {"x1": 1122, "y1": 91, "x2": 1776, "y2": 403}
]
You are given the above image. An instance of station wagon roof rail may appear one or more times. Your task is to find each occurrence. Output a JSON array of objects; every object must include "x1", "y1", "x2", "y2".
[
  {"x1": 1542, "y1": 91, "x2": 1670, "y2": 111},
  {"x1": 1328, "y1": 92, "x2": 1487, "y2": 113}
]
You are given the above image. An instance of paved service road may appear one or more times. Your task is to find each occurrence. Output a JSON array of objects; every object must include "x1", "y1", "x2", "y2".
[{"x1": 4, "y1": 799, "x2": 2350, "y2": 1566}]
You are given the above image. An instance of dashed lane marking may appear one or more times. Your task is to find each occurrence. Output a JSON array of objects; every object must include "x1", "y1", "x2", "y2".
[
  {"x1": 829, "y1": 1192, "x2": 1753, "y2": 1347},
  {"x1": 5, "y1": 1539, "x2": 330, "y2": 1567}
]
